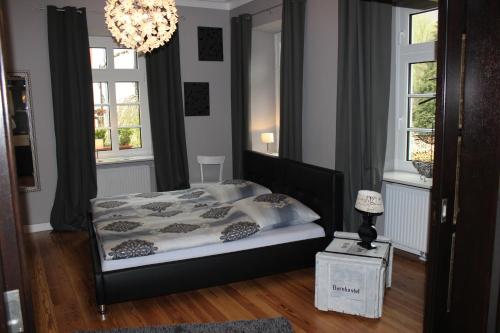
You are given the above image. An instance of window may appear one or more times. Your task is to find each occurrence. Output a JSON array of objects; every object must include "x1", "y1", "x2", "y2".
[
  {"x1": 407, "y1": 61, "x2": 436, "y2": 161},
  {"x1": 89, "y1": 37, "x2": 152, "y2": 159},
  {"x1": 393, "y1": 8, "x2": 438, "y2": 172},
  {"x1": 410, "y1": 10, "x2": 438, "y2": 44}
]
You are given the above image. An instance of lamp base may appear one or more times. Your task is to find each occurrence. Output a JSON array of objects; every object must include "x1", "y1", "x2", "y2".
[
  {"x1": 357, "y1": 240, "x2": 377, "y2": 250},
  {"x1": 357, "y1": 214, "x2": 378, "y2": 250}
]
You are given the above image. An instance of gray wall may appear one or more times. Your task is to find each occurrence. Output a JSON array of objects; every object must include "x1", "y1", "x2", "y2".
[
  {"x1": 6, "y1": 0, "x2": 231, "y2": 225},
  {"x1": 233, "y1": 0, "x2": 339, "y2": 169},
  {"x1": 178, "y1": 6, "x2": 232, "y2": 183},
  {"x1": 250, "y1": 30, "x2": 277, "y2": 154},
  {"x1": 302, "y1": 0, "x2": 339, "y2": 169}
]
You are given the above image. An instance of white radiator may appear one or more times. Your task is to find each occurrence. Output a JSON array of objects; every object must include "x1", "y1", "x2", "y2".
[
  {"x1": 97, "y1": 162, "x2": 155, "y2": 197},
  {"x1": 383, "y1": 182, "x2": 430, "y2": 258}
]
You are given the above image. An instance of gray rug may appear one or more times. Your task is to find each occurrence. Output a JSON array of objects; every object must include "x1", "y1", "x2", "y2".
[{"x1": 75, "y1": 317, "x2": 293, "y2": 333}]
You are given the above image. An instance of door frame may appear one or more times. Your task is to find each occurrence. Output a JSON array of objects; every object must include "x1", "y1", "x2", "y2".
[
  {"x1": 0, "y1": 0, "x2": 35, "y2": 330},
  {"x1": 424, "y1": 0, "x2": 500, "y2": 331},
  {"x1": 423, "y1": 0, "x2": 465, "y2": 330}
]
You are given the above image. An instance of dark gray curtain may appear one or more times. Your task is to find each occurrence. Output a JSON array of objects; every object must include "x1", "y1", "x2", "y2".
[
  {"x1": 231, "y1": 14, "x2": 252, "y2": 179},
  {"x1": 279, "y1": 0, "x2": 306, "y2": 161},
  {"x1": 47, "y1": 6, "x2": 97, "y2": 231},
  {"x1": 335, "y1": 0, "x2": 393, "y2": 231},
  {"x1": 146, "y1": 31, "x2": 190, "y2": 191}
]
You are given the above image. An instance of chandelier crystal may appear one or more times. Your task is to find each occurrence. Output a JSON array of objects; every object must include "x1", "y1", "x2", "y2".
[{"x1": 104, "y1": 0, "x2": 179, "y2": 54}]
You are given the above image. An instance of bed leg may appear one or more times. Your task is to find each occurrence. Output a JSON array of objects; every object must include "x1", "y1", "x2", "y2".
[{"x1": 98, "y1": 304, "x2": 107, "y2": 320}]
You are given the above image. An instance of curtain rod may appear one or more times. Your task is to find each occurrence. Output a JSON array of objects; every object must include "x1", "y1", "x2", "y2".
[
  {"x1": 38, "y1": 7, "x2": 101, "y2": 14},
  {"x1": 251, "y1": 3, "x2": 282, "y2": 17}
]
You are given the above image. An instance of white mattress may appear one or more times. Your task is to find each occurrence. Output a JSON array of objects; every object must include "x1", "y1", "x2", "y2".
[{"x1": 98, "y1": 223, "x2": 325, "y2": 272}]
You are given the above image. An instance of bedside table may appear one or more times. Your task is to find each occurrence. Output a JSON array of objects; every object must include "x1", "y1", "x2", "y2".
[{"x1": 314, "y1": 232, "x2": 393, "y2": 318}]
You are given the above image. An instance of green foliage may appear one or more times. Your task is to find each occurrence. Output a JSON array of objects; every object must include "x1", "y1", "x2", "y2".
[
  {"x1": 411, "y1": 63, "x2": 437, "y2": 129},
  {"x1": 408, "y1": 10, "x2": 438, "y2": 163},
  {"x1": 412, "y1": 99, "x2": 436, "y2": 129},
  {"x1": 410, "y1": 11, "x2": 438, "y2": 129},
  {"x1": 119, "y1": 128, "x2": 133, "y2": 146},
  {"x1": 117, "y1": 105, "x2": 140, "y2": 127},
  {"x1": 411, "y1": 10, "x2": 438, "y2": 44},
  {"x1": 95, "y1": 129, "x2": 106, "y2": 140}
]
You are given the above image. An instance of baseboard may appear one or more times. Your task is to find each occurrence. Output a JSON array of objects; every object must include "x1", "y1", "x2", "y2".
[
  {"x1": 394, "y1": 245, "x2": 427, "y2": 262},
  {"x1": 24, "y1": 223, "x2": 52, "y2": 233}
]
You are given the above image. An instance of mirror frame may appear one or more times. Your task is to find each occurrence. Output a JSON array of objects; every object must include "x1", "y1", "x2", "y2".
[{"x1": 8, "y1": 71, "x2": 40, "y2": 193}]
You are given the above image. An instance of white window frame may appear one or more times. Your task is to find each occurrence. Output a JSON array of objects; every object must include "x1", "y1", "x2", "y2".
[
  {"x1": 89, "y1": 36, "x2": 152, "y2": 159},
  {"x1": 393, "y1": 7, "x2": 437, "y2": 173}
]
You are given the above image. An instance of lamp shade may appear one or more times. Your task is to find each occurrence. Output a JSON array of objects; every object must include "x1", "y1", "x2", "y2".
[
  {"x1": 355, "y1": 190, "x2": 384, "y2": 214},
  {"x1": 260, "y1": 132, "x2": 275, "y2": 144},
  {"x1": 104, "y1": 0, "x2": 179, "y2": 54}
]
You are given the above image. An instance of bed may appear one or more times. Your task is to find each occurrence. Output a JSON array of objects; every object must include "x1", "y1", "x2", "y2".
[{"x1": 88, "y1": 151, "x2": 344, "y2": 313}]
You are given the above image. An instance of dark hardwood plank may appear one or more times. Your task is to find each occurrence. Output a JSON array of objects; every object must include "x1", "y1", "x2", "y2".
[{"x1": 28, "y1": 232, "x2": 425, "y2": 333}]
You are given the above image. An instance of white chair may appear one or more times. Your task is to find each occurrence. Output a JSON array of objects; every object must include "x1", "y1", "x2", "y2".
[{"x1": 197, "y1": 155, "x2": 225, "y2": 184}]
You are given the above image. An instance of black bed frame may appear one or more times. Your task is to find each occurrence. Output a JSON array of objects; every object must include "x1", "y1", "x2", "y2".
[{"x1": 89, "y1": 151, "x2": 343, "y2": 312}]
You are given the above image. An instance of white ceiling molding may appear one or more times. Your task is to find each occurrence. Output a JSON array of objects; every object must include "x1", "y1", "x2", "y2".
[
  {"x1": 176, "y1": 0, "x2": 255, "y2": 10},
  {"x1": 228, "y1": 0, "x2": 255, "y2": 10},
  {"x1": 176, "y1": 0, "x2": 229, "y2": 10}
]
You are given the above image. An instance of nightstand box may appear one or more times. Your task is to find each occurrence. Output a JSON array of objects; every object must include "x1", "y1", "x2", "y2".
[{"x1": 314, "y1": 232, "x2": 393, "y2": 318}]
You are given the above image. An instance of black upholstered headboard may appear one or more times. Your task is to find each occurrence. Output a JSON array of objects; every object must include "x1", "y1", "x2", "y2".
[{"x1": 243, "y1": 150, "x2": 344, "y2": 239}]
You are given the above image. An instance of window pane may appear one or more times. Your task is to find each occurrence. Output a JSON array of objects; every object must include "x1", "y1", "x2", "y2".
[
  {"x1": 409, "y1": 97, "x2": 436, "y2": 129},
  {"x1": 410, "y1": 10, "x2": 438, "y2": 44},
  {"x1": 93, "y1": 82, "x2": 109, "y2": 104},
  {"x1": 410, "y1": 62, "x2": 437, "y2": 94},
  {"x1": 95, "y1": 128, "x2": 112, "y2": 151},
  {"x1": 115, "y1": 82, "x2": 139, "y2": 103},
  {"x1": 113, "y1": 49, "x2": 137, "y2": 69},
  {"x1": 90, "y1": 48, "x2": 107, "y2": 69},
  {"x1": 117, "y1": 105, "x2": 141, "y2": 127},
  {"x1": 118, "y1": 128, "x2": 142, "y2": 150},
  {"x1": 407, "y1": 131, "x2": 434, "y2": 161},
  {"x1": 94, "y1": 105, "x2": 111, "y2": 128}
]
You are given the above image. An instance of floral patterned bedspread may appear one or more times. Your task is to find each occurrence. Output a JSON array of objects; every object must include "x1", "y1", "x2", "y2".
[{"x1": 91, "y1": 187, "x2": 263, "y2": 261}]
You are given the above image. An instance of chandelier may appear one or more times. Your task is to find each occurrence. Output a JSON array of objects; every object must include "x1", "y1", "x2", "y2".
[{"x1": 104, "y1": 0, "x2": 179, "y2": 54}]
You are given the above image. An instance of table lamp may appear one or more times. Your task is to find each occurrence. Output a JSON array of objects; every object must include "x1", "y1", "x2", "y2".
[
  {"x1": 260, "y1": 132, "x2": 274, "y2": 153},
  {"x1": 355, "y1": 190, "x2": 384, "y2": 250}
]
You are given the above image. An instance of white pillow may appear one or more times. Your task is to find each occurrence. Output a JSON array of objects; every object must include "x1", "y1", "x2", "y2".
[
  {"x1": 203, "y1": 179, "x2": 271, "y2": 203},
  {"x1": 234, "y1": 193, "x2": 320, "y2": 230}
]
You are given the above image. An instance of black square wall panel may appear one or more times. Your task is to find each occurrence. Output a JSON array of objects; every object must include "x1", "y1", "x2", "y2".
[
  {"x1": 198, "y1": 27, "x2": 223, "y2": 61},
  {"x1": 184, "y1": 82, "x2": 210, "y2": 116}
]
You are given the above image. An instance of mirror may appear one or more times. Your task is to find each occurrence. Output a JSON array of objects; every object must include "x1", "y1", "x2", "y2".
[
  {"x1": 250, "y1": 18, "x2": 282, "y2": 156},
  {"x1": 7, "y1": 71, "x2": 40, "y2": 192}
]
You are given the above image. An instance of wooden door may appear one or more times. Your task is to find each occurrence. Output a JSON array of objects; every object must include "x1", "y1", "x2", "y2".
[
  {"x1": 0, "y1": 0, "x2": 35, "y2": 331},
  {"x1": 424, "y1": 0, "x2": 500, "y2": 331}
]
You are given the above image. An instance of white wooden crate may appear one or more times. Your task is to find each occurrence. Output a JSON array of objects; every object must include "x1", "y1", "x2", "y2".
[{"x1": 314, "y1": 232, "x2": 392, "y2": 319}]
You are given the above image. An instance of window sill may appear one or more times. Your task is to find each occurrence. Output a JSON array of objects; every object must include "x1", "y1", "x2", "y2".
[
  {"x1": 96, "y1": 155, "x2": 154, "y2": 166},
  {"x1": 383, "y1": 170, "x2": 432, "y2": 190}
]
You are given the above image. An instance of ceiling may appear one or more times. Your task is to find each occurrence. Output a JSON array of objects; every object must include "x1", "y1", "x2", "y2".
[{"x1": 176, "y1": 0, "x2": 255, "y2": 10}]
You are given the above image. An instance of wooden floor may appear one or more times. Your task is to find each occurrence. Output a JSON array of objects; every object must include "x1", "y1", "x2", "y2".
[{"x1": 27, "y1": 231, "x2": 426, "y2": 333}]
